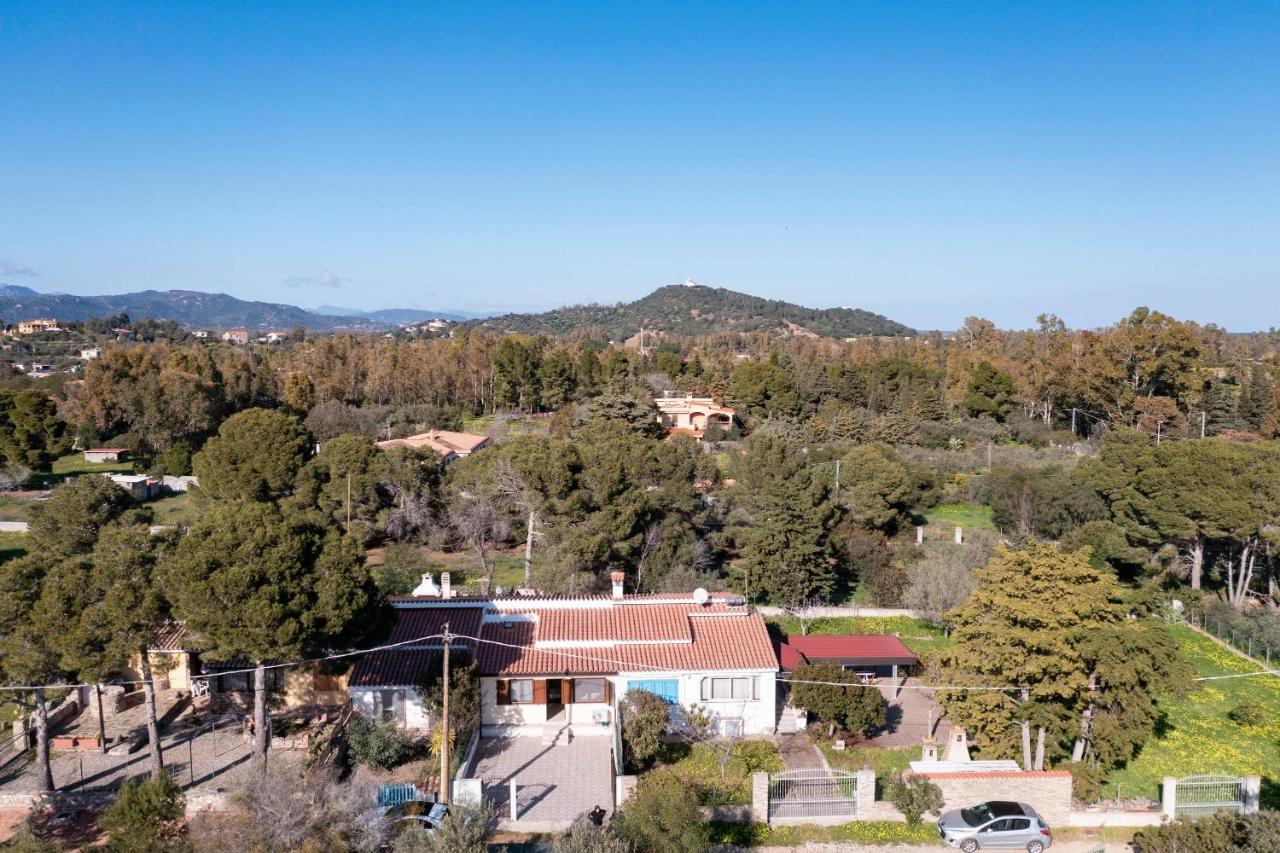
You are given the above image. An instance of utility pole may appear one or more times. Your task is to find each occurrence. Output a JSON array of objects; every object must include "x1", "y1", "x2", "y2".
[
  {"x1": 1070, "y1": 407, "x2": 1077, "y2": 435},
  {"x1": 439, "y1": 622, "x2": 451, "y2": 805},
  {"x1": 987, "y1": 441, "x2": 993, "y2": 471},
  {"x1": 346, "y1": 472, "x2": 352, "y2": 535},
  {"x1": 1201, "y1": 411, "x2": 1207, "y2": 439},
  {"x1": 833, "y1": 459, "x2": 840, "y2": 494},
  {"x1": 1156, "y1": 421, "x2": 1162, "y2": 445}
]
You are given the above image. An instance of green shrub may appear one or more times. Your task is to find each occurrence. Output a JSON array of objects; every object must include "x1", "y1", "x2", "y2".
[
  {"x1": 612, "y1": 770, "x2": 708, "y2": 853},
  {"x1": 620, "y1": 690, "x2": 670, "y2": 771},
  {"x1": 733, "y1": 739, "x2": 784, "y2": 774},
  {"x1": 883, "y1": 772, "x2": 943, "y2": 826},
  {"x1": 101, "y1": 770, "x2": 189, "y2": 852},
  {"x1": 553, "y1": 820, "x2": 630, "y2": 853},
  {"x1": 1228, "y1": 702, "x2": 1266, "y2": 727},
  {"x1": 347, "y1": 713, "x2": 415, "y2": 771},
  {"x1": 1066, "y1": 761, "x2": 1107, "y2": 802},
  {"x1": 1132, "y1": 811, "x2": 1280, "y2": 853}
]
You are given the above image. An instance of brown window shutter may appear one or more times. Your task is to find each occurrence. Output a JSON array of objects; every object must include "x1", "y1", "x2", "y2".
[
  {"x1": 603, "y1": 679, "x2": 613, "y2": 705},
  {"x1": 563, "y1": 678, "x2": 574, "y2": 703},
  {"x1": 532, "y1": 679, "x2": 547, "y2": 704},
  {"x1": 496, "y1": 679, "x2": 510, "y2": 705}
]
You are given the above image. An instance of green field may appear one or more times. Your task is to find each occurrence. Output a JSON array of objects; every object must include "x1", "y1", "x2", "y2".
[
  {"x1": 924, "y1": 502, "x2": 994, "y2": 530},
  {"x1": 0, "y1": 531, "x2": 28, "y2": 564},
  {"x1": 765, "y1": 615, "x2": 954, "y2": 655},
  {"x1": 148, "y1": 490, "x2": 209, "y2": 526},
  {"x1": 50, "y1": 453, "x2": 133, "y2": 476},
  {"x1": 1104, "y1": 622, "x2": 1280, "y2": 806},
  {"x1": 0, "y1": 495, "x2": 33, "y2": 523}
]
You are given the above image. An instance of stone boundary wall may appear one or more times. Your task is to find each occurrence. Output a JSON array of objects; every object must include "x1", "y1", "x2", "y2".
[{"x1": 912, "y1": 770, "x2": 1073, "y2": 827}]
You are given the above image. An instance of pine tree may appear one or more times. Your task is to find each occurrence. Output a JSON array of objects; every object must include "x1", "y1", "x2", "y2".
[
  {"x1": 1202, "y1": 381, "x2": 1240, "y2": 435},
  {"x1": 163, "y1": 502, "x2": 377, "y2": 765},
  {"x1": 731, "y1": 432, "x2": 838, "y2": 604},
  {"x1": 1239, "y1": 366, "x2": 1273, "y2": 431}
]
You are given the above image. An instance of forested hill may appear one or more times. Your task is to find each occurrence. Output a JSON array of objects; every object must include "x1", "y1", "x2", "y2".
[
  {"x1": 0, "y1": 288, "x2": 382, "y2": 331},
  {"x1": 472, "y1": 284, "x2": 916, "y2": 339}
]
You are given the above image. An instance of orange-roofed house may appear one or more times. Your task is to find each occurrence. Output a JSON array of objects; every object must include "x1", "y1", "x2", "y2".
[
  {"x1": 375, "y1": 429, "x2": 489, "y2": 463},
  {"x1": 349, "y1": 571, "x2": 779, "y2": 738},
  {"x1": 654, "y1": 394, "x2": 735, "y2": 439}
]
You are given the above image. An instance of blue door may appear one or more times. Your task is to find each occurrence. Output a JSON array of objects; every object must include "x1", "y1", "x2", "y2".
[{"x1": 626, "y1": 679, "x2": 679, "y2": 704}]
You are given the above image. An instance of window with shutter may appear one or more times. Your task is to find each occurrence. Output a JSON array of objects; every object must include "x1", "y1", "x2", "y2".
[{"x1": 496, "y1": 679, "x2": 511, "y2": 705}]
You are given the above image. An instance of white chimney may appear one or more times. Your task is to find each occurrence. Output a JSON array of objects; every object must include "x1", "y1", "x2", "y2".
[
  {"x1": 945, "y1": 728, "x2": 971, "y2": 763},
  {"x1": 441, "y1": 572, "x2": 452, "y2": 600},
  {"x1": 412, "y1": 573, "x2": 440, "y2": 597},
  {"x1": 610, "y1": 571, "x2": 625, "y2": 600}
]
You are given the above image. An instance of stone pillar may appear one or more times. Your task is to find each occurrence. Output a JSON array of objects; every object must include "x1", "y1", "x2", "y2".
[
  {"x1": 751, "y1": 771, "x2": 770, "y2": 823},
  {"x1": 1244, "y1": 776, "x2": 1261, "y2": 814},
  {"x1": 509, "y1": 778, "x2": 518, "y2": 821},
  {"x1": 916, "y1": 526, "x2": 924, "y2": 545},
  {"x1": 856, "y1": 766, "x2": 876, "y2": 815},
  {"x1": 1161, "y1": 777, "x2": 1178, "y2": 819},
  {"x1": 954, "y1": 526, "x2": 963, "y2": 544}
]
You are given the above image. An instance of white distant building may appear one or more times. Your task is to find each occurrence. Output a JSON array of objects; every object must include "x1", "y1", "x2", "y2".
[{"x1": 79, "y1": 347, "x2": 102, "y2": 360}]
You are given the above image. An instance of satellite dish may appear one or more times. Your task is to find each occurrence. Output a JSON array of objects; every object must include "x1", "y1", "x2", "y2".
[{"x1": 692, "y1": 588, "x2": 710, "y2": 605}]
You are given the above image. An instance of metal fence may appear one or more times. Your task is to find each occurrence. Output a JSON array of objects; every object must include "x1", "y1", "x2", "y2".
[
  {"x1": 1185, "y1": 610, "x2": 1274, "y2": 668},
  {"x1": 1174, "y1": 774, "x2": 1245, "y2": 819},
  {"x1": 767, "y1": 768, "x2": 857, "y2": 820}
]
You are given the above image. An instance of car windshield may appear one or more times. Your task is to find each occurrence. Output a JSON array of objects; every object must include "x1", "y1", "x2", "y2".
[{"x1": 960, "y1": 803, "x2": 994, "y2": 827}]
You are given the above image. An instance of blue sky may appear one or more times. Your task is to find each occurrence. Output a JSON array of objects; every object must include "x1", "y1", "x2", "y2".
[{"x1": 1, "y1": 2, "x2": 1277, "y2": 330}]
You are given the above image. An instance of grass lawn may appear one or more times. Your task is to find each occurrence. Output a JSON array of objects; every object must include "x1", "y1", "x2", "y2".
[
  {"x1": 924, "y1": 502, "x2": 994, "y2": 530},
  {"x1": 148, "y1": 490, "x2": 210, "y2": 526},
  {"x1": 0, "y1": 495, "x2": 34, "y2": 523},
  {"x1": 765, "y1": 615, "x2": 954, "y2": 656},
  {"x1": 50, "y1": 453, "x2": 133, "y2": 477},
  {"x1": 660, "y1": 739, "x2": 783, "y2": 805},
  {"x1": 1104, "y1": 622, "x2": 1280, "y2": 806},
  {"x1": 0, "y1": 531, "x2": 28, "y2": 564}
]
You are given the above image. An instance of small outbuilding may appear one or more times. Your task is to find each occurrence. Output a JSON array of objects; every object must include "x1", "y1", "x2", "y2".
[
  {"x1": 774, "y1": 634, "x2": 919, "y2": 697},
  {"x1": 84, "y1": 447, "x2": 130, "y2": 463}
]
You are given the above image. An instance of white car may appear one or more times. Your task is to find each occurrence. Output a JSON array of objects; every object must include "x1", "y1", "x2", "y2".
[{"x1": 937, "y1": 800, "x2": 1053, "y2": 852}]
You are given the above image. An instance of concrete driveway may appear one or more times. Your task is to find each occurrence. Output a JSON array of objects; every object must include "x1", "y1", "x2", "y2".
[{"x1": 472, "y1": 735, "x2": 613, "y2": 832}]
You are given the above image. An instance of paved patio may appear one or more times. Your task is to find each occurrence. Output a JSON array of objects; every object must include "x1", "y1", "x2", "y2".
[
  {"x1": 863, "y1": 678, "x2": 951, "y2": 749},
  {"x1": 472, "y1": 735, "x2": 613, "y2": 831}
]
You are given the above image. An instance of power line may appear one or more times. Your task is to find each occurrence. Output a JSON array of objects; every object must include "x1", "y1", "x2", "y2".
[{"x1": 0, "y1": 631, "x2": 448, "y2": 693}]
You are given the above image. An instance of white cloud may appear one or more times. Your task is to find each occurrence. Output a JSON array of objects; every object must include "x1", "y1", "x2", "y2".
[
  {"x1": 0, "y1": 259, "x2": 38, "y2": 277},
  {"x1": 283, "y1": 269, "x2": 347, "y2": 289}
]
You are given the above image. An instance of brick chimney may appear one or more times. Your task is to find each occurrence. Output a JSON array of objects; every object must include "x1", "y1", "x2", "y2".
[
  {"x1": 610, "y1": 571, "x2": 625, "y2": 600},
  {"x1": 441, "y1": 571, "x2": 452, "y2": 600}
]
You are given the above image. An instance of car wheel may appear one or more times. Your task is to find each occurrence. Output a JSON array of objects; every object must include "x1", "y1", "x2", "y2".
[
  {"x1": 960, "y1": 841, "x2": 979, "y2": 853},
  {"x1": 1026, "y1": 843, "x2": 1044, "y2": 853}
]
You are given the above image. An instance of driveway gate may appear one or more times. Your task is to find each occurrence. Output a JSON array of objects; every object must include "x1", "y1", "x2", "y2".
[
  {"x1": 1174, "y1": 774, "x2": 1245, "y2": 819},
  {"x1": 768, "y1": 768, "x2": 857, "y2": 820}
]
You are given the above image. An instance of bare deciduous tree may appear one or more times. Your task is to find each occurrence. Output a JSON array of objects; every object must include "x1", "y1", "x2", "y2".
[{"x1": 450, "y1": 498, "x2": 511, "y2": 591}]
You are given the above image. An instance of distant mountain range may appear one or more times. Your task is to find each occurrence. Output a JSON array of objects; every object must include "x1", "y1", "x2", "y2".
[
  {"x1": 0, "y1": 286, "x2": 475, "y2": 331},
  {"x1": 0, "y1": 282, "x2": 914, "y2": 338},
  {"x1": 314, "y1": 305, "x2": 488, "y2": 324},
  {"x1": 472, "y1": 284, "x2": 915, "y2": 339}
]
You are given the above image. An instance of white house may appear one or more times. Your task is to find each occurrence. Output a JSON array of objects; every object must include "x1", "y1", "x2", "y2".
[{"x1": 349, "y1": 572, "x2": 779, "y2": 739}]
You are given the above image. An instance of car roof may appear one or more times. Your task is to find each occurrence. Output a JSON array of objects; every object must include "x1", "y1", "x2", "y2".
[{"x1": 987, "y1": 801, "x2": 1030, "y2": 818}]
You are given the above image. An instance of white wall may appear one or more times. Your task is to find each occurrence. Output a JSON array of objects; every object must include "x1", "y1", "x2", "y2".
[
  {"x1": 477, "y1": 670, "x2": 777, "y2": 737},
  {"x1": 612, "y1": 670, "x2": 777, "y2": 736},
  {"x1": 349, "y1": 687, "x2": 430, "y2": 728}
]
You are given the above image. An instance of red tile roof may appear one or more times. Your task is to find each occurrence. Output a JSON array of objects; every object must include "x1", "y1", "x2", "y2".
[
  {"x1": 350, "y1": 650, "x2": 443, "y2": 687},
  {"x1": 775, "y1": 634, "x2": 919, "y2": 669},
  {"x1": 351, "y1": 598, "x2": 777, "y2": 685},
  {"x1": 386, "y1": 607, "x2": 482, "y2": 646},
  {"x1": 148, "y1": 620, "x2": 194, "y2": 652},
  {"x1": 475, "y1": 608, "x2": 777, "y2": 676}
]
